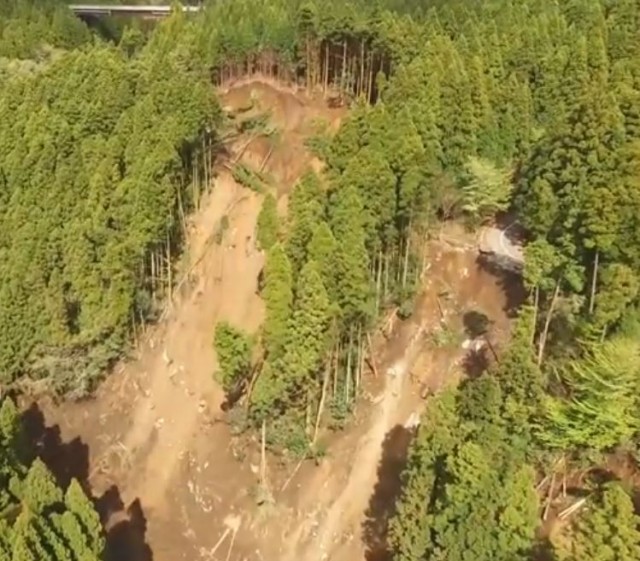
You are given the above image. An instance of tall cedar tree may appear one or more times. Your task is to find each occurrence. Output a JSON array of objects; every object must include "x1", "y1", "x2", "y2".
[
  {"x1": 0, "y1": 397, "x2": 105, "y2": 561},
  {"x1": 256, "y1": 193, "x2": 279, "y2": 251},
  {"x1": 261, "y1": 243, "x2": 293, "y2": 360}
]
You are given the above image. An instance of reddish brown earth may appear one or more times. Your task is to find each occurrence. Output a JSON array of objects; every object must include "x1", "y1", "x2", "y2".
[{"x1": 25, "y1": 79, "x2": 521, "y2": 561}]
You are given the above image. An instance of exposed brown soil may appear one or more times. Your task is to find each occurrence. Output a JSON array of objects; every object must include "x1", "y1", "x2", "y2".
[
  {"x1": 24, "y1": 80, "x2": 521, "y2": 561},
  {"x1": 311, "y1": 235, "x2": 522, "y2": 561}
]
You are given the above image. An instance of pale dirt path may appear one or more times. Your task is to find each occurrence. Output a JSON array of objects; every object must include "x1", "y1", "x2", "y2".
[
  {"x1": 478, "y1": 225, "x2": 524, "y2": 263},
  {"x1": 120, "y1": 173, "x2": 265, "y2": 513},
  {"x1": 283, "y1": 321, "x2": 429, "y2": 561}
]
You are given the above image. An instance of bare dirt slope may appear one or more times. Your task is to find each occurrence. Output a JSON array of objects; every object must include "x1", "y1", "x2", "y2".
[
  {"x1": 120, "y1": 175, "x2": 265, "y2": 512},
  {"x1": 28, "y1": 80, "x2": 520, "y2": 561},
  {"x1": 277, "y1": 234, "x2": 521, "y2": 561},
  {"x1": 30, "y1": 79, "x2": 347, "y2": 561},
  {"x1": 288, "y1": 319, "x2": 428, "y2": 561}
]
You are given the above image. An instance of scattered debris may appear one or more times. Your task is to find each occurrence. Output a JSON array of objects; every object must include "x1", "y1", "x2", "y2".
[
  {"x1": 404, "y1": 411, "x2": 421, "y2": 429},
  {"x1": 162, "y1": 348, "x2": 173, "y2": 366},
  {"x1": 558, "y1": 497, "x2": 588, "y2": 520},
  {"x1": 461, "y1": 338, "x2": 486, "y2": 351}
]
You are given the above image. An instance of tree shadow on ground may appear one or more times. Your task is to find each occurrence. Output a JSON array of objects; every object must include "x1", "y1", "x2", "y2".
[
  {"x1": 21, "y1": 402, "x2": 89, "y2": 489},
  {"x1": 494, "y1": 213, "x2": 528, "y2": 245},
  {"x1": 363, "y1": 425, "x2": 414, "y2": 561},
  {"x1": 463, "y1": 310, "x2": 492, "y2": 339},
  {"x1": 475, "y1": 253, "x2": 526, "y2": 317},
  {"x1": 97, "y1": 487, "x2": 154, "y2": 561},
  {"x1": 220, "y1": 361, "x2": 263, "y2": 412},
  {"x1": 220, "y1": 384, "x2": 245, "y2": 412},
  {"x1": 21, "y1": 403, "x2": 153, "y2": 561},
  {"x1": 461, "y1": 311, "x2": 493, "y2": 378},
  {"x1": 532, "y1": 541, "x2": 555, "y2": 561},
  {"x1": 462, "y1": 347, "x2": 490, "y2": 378}
]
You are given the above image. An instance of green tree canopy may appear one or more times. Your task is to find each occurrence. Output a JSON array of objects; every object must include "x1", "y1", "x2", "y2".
[
  {"x1": 213, "y1": 322, "x2": 253, "y2": 393},
  {"x1": 554, "y1": 483, "x2": 640, "y2": 561},
  {"x1": 461, "y1": 156, "x2": 513, "y2": 222},
  {"x1": 0, "y1": 397, "x2": 104, "y2": 561},
  {"x1": 256, "y1": 193, "x2": 279, "y2": 251},
  {"x1": 390, "y1": 383, "x2": 538, "y2": 561},
  {"x1": 541, "y1": 337, "x2": 640, "y2": 452},
  {"x1": 262, "y1": 243, "x2": 293, "y2": 360}
]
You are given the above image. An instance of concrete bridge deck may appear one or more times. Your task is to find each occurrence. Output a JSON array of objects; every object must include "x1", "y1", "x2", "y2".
[{"x1": 69, "y1": 4, "x2": 201, "y2": 17}]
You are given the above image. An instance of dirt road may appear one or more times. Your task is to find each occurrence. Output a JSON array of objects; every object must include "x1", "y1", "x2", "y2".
[{"x1": 478, "y1": 225, "x2": 524, "y2": 264}]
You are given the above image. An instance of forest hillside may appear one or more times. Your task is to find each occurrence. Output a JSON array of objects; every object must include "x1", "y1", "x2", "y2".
[{"x1": 2, "y1": 0, "x2": 640, "y2": 560}]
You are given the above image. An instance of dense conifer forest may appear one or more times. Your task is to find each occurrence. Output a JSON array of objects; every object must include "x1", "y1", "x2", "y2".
[
  {"x1": 0, "y1": 397, "x2": 104, "y2": 561},
  {"x1": 3, "y1": 0, "x2": 640, "y2": 558}
]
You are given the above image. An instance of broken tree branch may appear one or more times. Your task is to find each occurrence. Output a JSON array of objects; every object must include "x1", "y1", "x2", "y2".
[
  {"x1": 366, "y1": 333, "x2": 379, "y2": 378},
  {"x1": 542, "y1": 472, "x2": 556, "y2": 521},
  {"x1": 558, "y1": 497, "x2": 588, "y2": 520},
  {"x1": 280, "y1": 458, "x2": 305, "y2": 493},
  {"x1": 260, "y1": 420, "x2": 267, "y2": 488}
]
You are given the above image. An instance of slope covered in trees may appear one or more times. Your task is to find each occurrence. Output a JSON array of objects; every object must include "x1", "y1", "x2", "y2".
[
  {"x1": 0, "y1": 398, "x2": 104, "y2": 561},
  {"x1": 197, "y1": 0, "x2": 640, "y2": 460},
  {"x1": 4, "y1": 0, "x2": 640, "y2": 558},
  {"x1": 0, "y1": 0, "x2": 90, "y2": 60},
  {"x1": 0, "y1": 7, "x2": 220, "y2": 394}
]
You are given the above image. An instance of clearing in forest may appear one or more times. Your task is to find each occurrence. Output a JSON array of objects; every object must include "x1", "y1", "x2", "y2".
[{"x1": 27, "y1": 80, "x2": 521, "y2": 561}]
